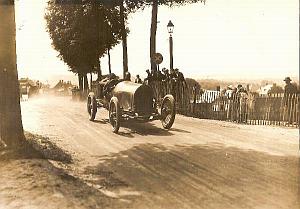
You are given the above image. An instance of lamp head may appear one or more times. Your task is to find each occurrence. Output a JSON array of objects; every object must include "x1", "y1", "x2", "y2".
[{"x1": 167, "y1": 20, "x2": 174, "y2": 34}]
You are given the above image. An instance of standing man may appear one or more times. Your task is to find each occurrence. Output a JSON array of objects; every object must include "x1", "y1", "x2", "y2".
[
  {"x1": 150, "y1": 68, "x2": 158, "y2": 81},
  {"x1": 162, "y1": 68, "x2": 170, "y2": 94},
  {"x1": 144, "y1": 69, "x2": 152, "y2": 84},
  {"x1": 175, "y1": 68, "x2": 187, "y2": 87},
  {"x1": 169, "y1": 68, "x2": 177, "y2": 100},
  {"x1": 236, "y1": 85, "x2": 248, "y2": 123},
  {"x1": 284, "y1": 77, "x2": 297, "y2": 95},
  {"x1": 174, "y1": 68, "x2": 186, "y2": 105},
  {"x1": 124, "y1": 72, "x2": 131, "y2": 81},
  {"x1": 135, "y1": 75, "x2": 143, "y2": 84},
  {"x1": 162, "y1": 68, "x2": 170, "y2": 82},
  {"x1": 283, "y1": 77, "x2": 297, "y2": 124}
]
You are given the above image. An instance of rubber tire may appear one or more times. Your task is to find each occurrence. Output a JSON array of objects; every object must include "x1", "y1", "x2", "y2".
[
  {"x1": 161, "y1": 94, "x2": 176, "y2": 129},
  {"x1": 109, "y1": 97, "x2": 121, "y2": 133},
  {"x1": 87, "y1": 94, "x2": 97, "y2": 121}
]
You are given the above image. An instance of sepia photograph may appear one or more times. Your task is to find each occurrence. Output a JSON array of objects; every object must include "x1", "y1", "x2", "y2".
[{"x1": 0, "y1": 0, "x2": 299, "y2": 208}]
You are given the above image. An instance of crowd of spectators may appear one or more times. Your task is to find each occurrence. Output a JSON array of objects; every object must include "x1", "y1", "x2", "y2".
[
  {"x1": 134, "y1": 67, "x2": 187, "y2": 103},
  {"x1": 140, "y1": 67, "x2": 186, "y2": 85}
]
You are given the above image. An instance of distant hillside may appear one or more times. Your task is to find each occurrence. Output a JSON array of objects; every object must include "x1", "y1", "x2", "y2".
[
  {"x1": 195, "y1": 79, "x2": 232, "y2": 90},
  {"x1": 192, "y1": 78, "x2": 299, "y2": 92}
]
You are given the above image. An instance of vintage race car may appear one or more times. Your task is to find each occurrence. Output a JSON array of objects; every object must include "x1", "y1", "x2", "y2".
[{"x1": 87, "y1": 80, "x2": 176, "y2": 133}]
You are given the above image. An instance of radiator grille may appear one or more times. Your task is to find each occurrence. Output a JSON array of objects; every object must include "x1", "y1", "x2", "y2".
[{"x1": 134, "y1": 86, "x2": 153, "y2": 115}]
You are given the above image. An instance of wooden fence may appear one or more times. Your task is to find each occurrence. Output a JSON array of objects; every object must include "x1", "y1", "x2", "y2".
[{"x1": 149, "y1": 81, "x2": 300, "y2": 127}]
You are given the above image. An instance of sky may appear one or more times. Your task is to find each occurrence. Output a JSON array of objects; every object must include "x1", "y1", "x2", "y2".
[{"x1": 15, "y1": 0, "x2": 299, "y2": 85}]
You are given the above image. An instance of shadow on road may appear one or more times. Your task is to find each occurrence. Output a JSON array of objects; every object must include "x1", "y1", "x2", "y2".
[
  {"x1": 83, "y1": 143, "x2": 299, "y2": 209},
  {"x1": 92, "y1": 118, "x2": 180, "y2": 138},
  {"x1": 119, "y1": 121, "x2": 175, "y2": 137},
  {"x1": 94, "y1": 119, "x2": 110, "y2": 124},
  {"x1": 118, "y1": 120, "x2": 191, "y2": 137},
  {"x1": 169, "y1": 127, "x2": 191, "y2": 133}
]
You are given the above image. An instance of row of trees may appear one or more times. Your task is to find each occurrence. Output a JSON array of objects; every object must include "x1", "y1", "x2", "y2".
[
  {"x1": 0, "y1": 0, "x2": 205, "y2": 147},
  {"x1": 45, "y1": 0, "x2": 126, "y2": 92},
  {"x1": 45, "y1": 0, "x2": 205, "y2": 94}
]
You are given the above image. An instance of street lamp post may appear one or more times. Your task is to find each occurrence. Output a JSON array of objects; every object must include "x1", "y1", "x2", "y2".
[{"x1": 167, "y1": 20, "x2": 174, "y2": 70}]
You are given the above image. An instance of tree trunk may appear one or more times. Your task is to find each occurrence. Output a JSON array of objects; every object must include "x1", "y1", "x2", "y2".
[
  {"x1": 90, "y1": 73, "x2": 93, "y2": 89},
  {"x1": 97, "y1": 58, "x2": 101, "y2": 80},
  {"x1": 120, "y1": 1, "x2": 128, "y2": 79},
  {"x1": 150, "y1": 0, "x2": 158, "y2": 71},
  {"x1": 83, "y1": 74, "x2": 88, "y2": 92},
  {"x1": 0, "y1": 1, "x2": 24, "y2": 147},
  {"x1": 108, "y1": 48, "x2": 111, "y2": 74},
  {"x1": 78, "y1": 73, "x2": 83, "y2": 91},
  {"x1": 94, "y1": 2, "x2": 101, "y2": 80}
]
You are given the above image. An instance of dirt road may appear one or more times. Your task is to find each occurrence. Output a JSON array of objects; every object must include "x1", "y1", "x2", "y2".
[{"x1": 20, "y1": 96, "x2": 299, "y2": 209}]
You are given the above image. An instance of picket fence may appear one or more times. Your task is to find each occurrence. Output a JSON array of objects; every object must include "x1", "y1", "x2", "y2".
[{"x1": 149, "y1": 81, "x2": 300, "y2": 127}]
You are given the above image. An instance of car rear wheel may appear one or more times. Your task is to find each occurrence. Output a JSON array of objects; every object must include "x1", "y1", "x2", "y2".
[
  {"x1": 109, "y1": 97, "x2": 121, "y2": 133},
  {"x1": 161, "y1": 94, "x2": 176, "y2": 129},
  {"x1": 87, "y1": 94, "x2": 97, "y2": 121}
]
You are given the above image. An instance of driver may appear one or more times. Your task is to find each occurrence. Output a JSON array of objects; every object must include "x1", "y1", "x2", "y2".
[{"x1": 99, "y1": 73, "x2": 119, "y2": 98}]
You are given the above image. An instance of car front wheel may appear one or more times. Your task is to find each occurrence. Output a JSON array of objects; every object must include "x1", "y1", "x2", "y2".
[
  {"x1": 87, "y1": 93, "x2": 97, "y2": 121},
  {"x1": 161, "y1": 94, "x2": 176, "y2": 129},
  {"x1": 109, "y1": 97, "x2": 121, "y2": 133}
]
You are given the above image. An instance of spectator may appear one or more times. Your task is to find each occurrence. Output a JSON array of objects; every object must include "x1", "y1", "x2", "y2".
[
  {"x1": 162, "y1": 68, "x2": 170, "y2": 82},
  {"x1": 234, "y1": 84, "x2": 248, "y2": 123},
  {"x1": 284, "y1": 77, "x2": 297, "y2": 95},
  {"x1": 144, "y1": 69, "x2": 152, "y2": 84},
  {"x1": 237, "y1": 89, "x2": 248, "y2": 123},
  {"x1": 156, "y1": 69, "x2": 164, "y2": 81},
  {"x1": 237, "y1": 84, "x2": 242, "y2": 92},
  {"x1": 151, "y1": 68, "x2": 158, "y2": 81},
  {"x1": 169, "y1": 69, "x2": 177, "y2": 97},
  {"x1": 237, "y1": 84, "x2": 247, "y2": 94},
  {"x1": 175, "y1": 68, "x2": 187, "y2": 87},
  {"x1": 229, "y1": 87, "x2": 238, "y2": 121},
  {"x1": 174, "y1": 68, "x2": 187, "y2": 104},
  {"x1": 283, "y1": 77, "x2": 298, "y2": 124},
  {"x1": 135, "y1": 75, "x2": 143, "y2": 84},
  {"x1": 161, "y1": 68, "x2": 170, "y2": 95},
  {"x1": 124, "y1": 72, "x2": 131, "y2": 81},
  {"x1": 169, "y1": 68, "x2": 177, "y2": 81}
]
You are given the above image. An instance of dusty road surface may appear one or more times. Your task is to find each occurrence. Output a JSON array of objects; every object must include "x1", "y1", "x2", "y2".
[{"x1": 19, "y1": 96, "x2": 299, "y2": 209}]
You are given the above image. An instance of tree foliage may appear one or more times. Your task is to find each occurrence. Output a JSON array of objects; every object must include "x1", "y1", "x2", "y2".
[
  {"x1": 99, "y1": 0, "x2": 205, "y2": 8},
  {"x1": 100, "y1": 0, "x2": 205, "y2": 71},
  {"x1": 186, "y1": 78, "x2": 201, "y2": 89},
  {"x1": 45, "y1": 0, "x2": 205, "y2": 76},
  {"x1": 268, "y1": 84, "x2": 284, "y2": 94},
  {"x1": 45, "y1": 0, "x2": 126, "y2": 75}
]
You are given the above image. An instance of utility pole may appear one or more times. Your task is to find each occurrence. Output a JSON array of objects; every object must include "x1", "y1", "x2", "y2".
[{"x1": 120, "y1": 1, "x2": 128, "y2": 78}]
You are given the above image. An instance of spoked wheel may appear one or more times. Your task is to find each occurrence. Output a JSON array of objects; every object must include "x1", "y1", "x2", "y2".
[
  {"x1": 87, "y1": 94, "x2": 97, "y2": 121},
  {"x1": 161, "y1": 94, "x2": 176, "y2": 129},
  {"x1": 109, "y1": 97, "x2": 121, "y2": 133}
]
